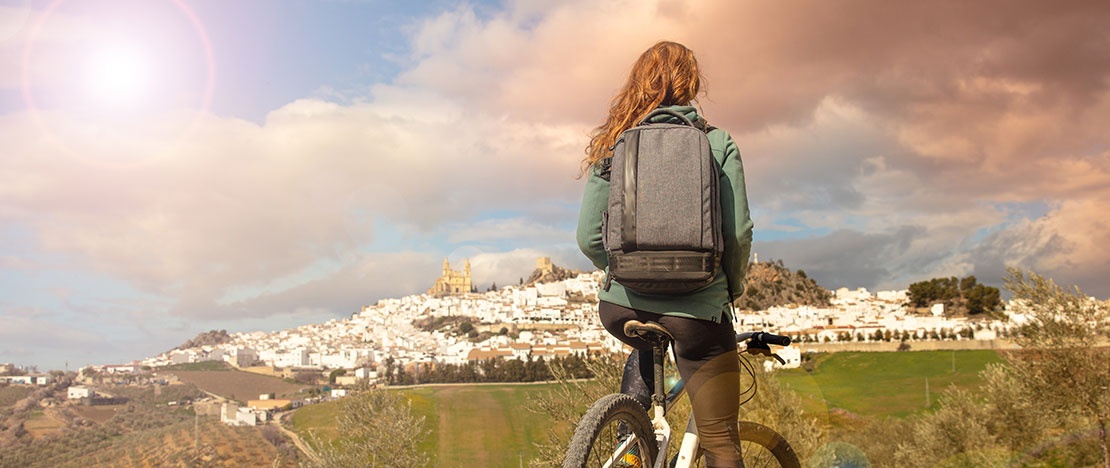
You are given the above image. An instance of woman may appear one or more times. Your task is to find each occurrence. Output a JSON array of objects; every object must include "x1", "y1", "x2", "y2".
[{"x1": 576, "y1": 41, "x2": 754, "y2": 467}]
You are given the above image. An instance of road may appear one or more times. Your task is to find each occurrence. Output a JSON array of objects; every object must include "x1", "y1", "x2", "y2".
[{"x1": 275, "y1": 409, "x2": 319, "y2": 464}]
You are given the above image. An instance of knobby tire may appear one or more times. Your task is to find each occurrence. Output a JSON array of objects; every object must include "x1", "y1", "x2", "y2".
[
  {"x1": 735, "y1": 421, "x2": 800, "y2": 468},
  {"x1": 564, "y1": 393, "x2": 658, "y2": 468},
  {"x1": 669, "y1": 421, "x2": 800, "y2": 468}
]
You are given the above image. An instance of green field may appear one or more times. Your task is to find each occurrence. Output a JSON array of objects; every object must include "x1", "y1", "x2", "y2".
[
  {"x1": 407, "y1": 384, "x2": 559, "y2": 467},
  {"x1": 776, "y1": 349, "x2": 1003, "y2": 418},
  {"x1": 291, "y1": 383, "x2": 560, "y2": 467},
  {"x1": 291, "y1": 351, "x2": 1005, "y2": 465}
]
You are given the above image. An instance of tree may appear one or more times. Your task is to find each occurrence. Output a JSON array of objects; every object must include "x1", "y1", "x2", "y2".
[
  {"x1": 959, "y1": 275, "x2": 978, "y2": 293},
  {"x1": 1002, "y1": 268, "x2": 1110, "y2": 467},
  {"x1": 893, "y1": 388, "x2": 1012, "y2": 467},
  {"x1": 965, "y1": 283, "x2": 1002, "y2": 315},
  {"x1": 328, "y1": 369, "x2": 346, "y2": 384},
  {"x1": 458, "y1": 321, "x2": 474, "y2": 334},
  {"x1": 308, "y1": 387, "x2": 429, "y2": 467}
]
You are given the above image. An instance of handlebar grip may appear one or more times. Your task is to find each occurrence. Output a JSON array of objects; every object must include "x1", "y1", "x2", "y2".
[{"x1": 754, "y1": 332, "x2": 791, "y2": 347}]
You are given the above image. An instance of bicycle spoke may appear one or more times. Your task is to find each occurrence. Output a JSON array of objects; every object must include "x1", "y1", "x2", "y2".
[
  {"x1": 740, "y1": 440, "x2": 780, "y2": 468},
  {"x1": 565, "y1": 394, "x2": 655, "y2": 468},
  {"x1": 589, "y1": 421, "x2": 644, "y2": 467}
]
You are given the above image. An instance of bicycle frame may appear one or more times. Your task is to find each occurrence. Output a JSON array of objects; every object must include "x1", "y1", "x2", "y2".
[
  {"x1": 573, "y1": 322, "x2": 797, "y2": 468},
  {"x1": 642, "y1": 331, "x2": 786, "y2": 468}
]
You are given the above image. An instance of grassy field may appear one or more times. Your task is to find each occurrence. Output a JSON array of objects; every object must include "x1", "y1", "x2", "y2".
[
  {"x1": 291, "y1": 383, "x2": 560, "y2": 467},
  {"x1": 290, "y1": 351, "x2": 1005, "y2": 465},
  {"x1": 407, "y1": 384, "x2": 558, "y2": 467},
  {"x1": 776, "y1": 349, "x2": 1003, "y2": 418}
]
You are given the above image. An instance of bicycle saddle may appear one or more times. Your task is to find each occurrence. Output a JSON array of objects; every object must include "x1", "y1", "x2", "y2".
[{"x1": 623, "y1": 320, "x2": 674, "y2": 346}]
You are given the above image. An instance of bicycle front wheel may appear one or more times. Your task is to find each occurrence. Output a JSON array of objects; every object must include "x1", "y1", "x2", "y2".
[
  {"x1": 674, "y1": 421, "x2": 800, "y2": 468},
  {"x1": 564, "y1": 393, "x2": 659, "y2": 468},
  {"x1": 737, "y1": 421, "x2": 800, "y2": 468}
]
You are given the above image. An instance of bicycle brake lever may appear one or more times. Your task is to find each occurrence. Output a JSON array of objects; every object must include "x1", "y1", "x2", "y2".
[
  {"x1": 743, "y1": 347, "x2": 787, "y2": 365},
  {"x1": 771, "y1": 353, "x2": 786, "y2": 365}
]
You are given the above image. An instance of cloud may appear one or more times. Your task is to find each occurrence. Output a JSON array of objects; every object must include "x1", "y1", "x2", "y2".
[
  {"x1": 466, "y1": 246, "x2": 589, "y2": 290},
  {"x1": 444, "y1": 218, "x2": 572, "y2": 245},
  {"x1": 1, "y1": 86, "x2": 587, "y2": 322},
  {"x1": 3, "y1": 0, "x2": 1110, "y2": 366}
]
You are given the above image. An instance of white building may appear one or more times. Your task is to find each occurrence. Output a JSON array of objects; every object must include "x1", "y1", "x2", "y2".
[
  {"x1": 225, "y1": 347, "x2": 257, "y2": 368},
  {"x1": 220, "y1": 403, "x2": 258, "y2": 426},
  {"x1": 68, "y1": 386, "x2": 93, "y2": 399}
]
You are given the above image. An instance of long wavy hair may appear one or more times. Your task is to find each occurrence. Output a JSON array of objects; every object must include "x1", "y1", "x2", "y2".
[{"x1": 580, "y1": 41, "x2": 705, "y2": 176}]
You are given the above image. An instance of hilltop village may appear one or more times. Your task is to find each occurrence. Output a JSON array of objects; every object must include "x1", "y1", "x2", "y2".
[{"x1": 123, "y1": 257, "x2": 1021, "y2": 380}]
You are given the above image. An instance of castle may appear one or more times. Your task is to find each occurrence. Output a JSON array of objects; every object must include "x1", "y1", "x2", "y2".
[{"x1": 428, "y1": 258, "x2": 472, "y2": 296}]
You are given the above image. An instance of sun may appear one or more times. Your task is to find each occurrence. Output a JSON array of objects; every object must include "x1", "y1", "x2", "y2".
[{"x1": 85, "y1": 45, "x2": 153, "y2": 108}]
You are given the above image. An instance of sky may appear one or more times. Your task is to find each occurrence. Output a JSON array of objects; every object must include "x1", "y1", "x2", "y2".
[{"x1": 1, "y1": 0, "x2": 1108, "y2": 371}]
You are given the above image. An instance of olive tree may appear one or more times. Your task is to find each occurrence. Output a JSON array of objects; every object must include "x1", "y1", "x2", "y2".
[
  {"x1": 1003, "y1": 267, "x2": 1110, "y2": 467},
  {"x1": 307, "y1": 387, "x2": 429, "y2": 468}
]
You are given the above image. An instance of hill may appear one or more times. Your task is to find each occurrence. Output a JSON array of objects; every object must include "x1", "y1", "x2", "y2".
[
  {"x1": 290, "y1": 351, "x2": 1004, "y2": 466},
  {"x1": 735, "y1": 259, "x2": 833, "y2": 310},
  {"x1": 171, "y1": 329, "x2": 233, "y2": 352},
  {"x1": 0, "y1": 381, "x2": 299, "y2": 467},
  {"x1": 162, "y1": 366, "x2": 309, "y2": 402},
  {"x1": 776, "y1": 350, "x2": 1003, "y2": 418},
  {"x1": 524, "y1": 257, "x2": 581, "y2": 286}
]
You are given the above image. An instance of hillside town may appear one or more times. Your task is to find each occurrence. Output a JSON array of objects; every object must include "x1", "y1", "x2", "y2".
[
  {"x1": 112, "y1": 257, "x2": 1021, "y2": 379},
  {"x1": 3, "y1": 258, "x2": 1028, "y2": 394},
  {"x1": 0, "y1": 257, "x2": 1040, "y2": 437}
]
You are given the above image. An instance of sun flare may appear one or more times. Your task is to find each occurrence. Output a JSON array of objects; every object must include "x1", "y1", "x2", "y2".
[{"x1": 85, "y1": 46, "x2": 152, "y2": 107}]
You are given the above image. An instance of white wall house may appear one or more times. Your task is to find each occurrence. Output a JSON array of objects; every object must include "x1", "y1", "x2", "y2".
[
  {"x1": 68, "y1": 386, "x2": 93, "y2": 399},
  {"x1": 261, "y1": 348, "x2": 309, "y2": 368},
  {"x1": 225, "y1": 347, "x2": 257, "y2": 368},
  {"x1": 220, "y1": 403, "x2": 259, "y2": 426},
  {"x1": 0, "y1": 375, "x2": 52, "y2": 385}
]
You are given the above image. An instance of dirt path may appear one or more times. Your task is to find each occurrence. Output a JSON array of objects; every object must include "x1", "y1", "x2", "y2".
[{"x1": 276, "y1": 410, "x2": 319, "y2": 464}]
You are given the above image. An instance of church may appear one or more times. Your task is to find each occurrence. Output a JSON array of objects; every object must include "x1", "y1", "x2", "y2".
[{"x1": 428, "y1": 258, "x2": 472, "y2": 296}]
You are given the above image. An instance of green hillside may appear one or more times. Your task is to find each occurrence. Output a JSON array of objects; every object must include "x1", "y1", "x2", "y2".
[
  {"x1": 776, "y1": 349, "x2": 1003, "y2": 418},
  {"x1": 291, "y1": 384, "x2": 560, "y2": 467},
  {"x1": 290, "y1": 351, "x2": 1005, "y2": 465}
]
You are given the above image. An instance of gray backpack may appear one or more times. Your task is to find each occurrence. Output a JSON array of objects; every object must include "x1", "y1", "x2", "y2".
[{"x1": 601, "y1": 108, "x2": 723, "y2": 295}]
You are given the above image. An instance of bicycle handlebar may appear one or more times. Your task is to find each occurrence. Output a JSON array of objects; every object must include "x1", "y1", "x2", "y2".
[{"x1": 736, "y1": 331, "x2": 792, "y2": 347}]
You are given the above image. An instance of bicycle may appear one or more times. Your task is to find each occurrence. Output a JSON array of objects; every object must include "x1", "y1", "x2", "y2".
[{"x1": 563, "y1": 320, "x2": 801, "y2": 468}]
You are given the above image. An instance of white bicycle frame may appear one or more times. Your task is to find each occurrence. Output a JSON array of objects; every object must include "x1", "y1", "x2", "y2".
[
  {"x1": 646, "y1": 341, "x2": 758, "y2": 468},
  {"x1": 648, "y1": 400, "x2": 702, "y2": 468},
  {"x1": 602, "y1": 322, "x2": 786, "y2": 468},
  {"x1": 665, "y1": 416, "x2": 701, "y2": 468}
]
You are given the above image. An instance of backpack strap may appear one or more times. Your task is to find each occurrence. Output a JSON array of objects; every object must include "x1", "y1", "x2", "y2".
[
  {"x1": 598, "y1": 157, "x2": 612, "y2": 181},
  {"x1": 693, "y1": 116, "x2": 717, "y2": 134},
  {"x1": 641, "y1": 108, "x2": 695, "y2": 127},
  {"x1": 641, "y1": 108, "x2": 717, "y2": 134}
]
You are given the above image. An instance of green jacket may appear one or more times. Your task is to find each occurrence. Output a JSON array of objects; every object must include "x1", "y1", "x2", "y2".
[{"x1": 576, "y1": 105, "x2": 754, "y2": 323}]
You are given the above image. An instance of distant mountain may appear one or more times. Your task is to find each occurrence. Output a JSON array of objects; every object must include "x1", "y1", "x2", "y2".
[
  {"x1": 526, "y1": 256, "x2": 830, "y2": 311},
  {"x1": 734, "y1": 260, "x2": 833, "y2": 310},
  {"x1": 524, "y1": 257, "x2": 581, "y2": 286},
  {"x1": 171, "y1": 329, "x2": 233, "y2": 352}
]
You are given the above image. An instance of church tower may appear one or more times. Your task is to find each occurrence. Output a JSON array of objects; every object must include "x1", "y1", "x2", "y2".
[{"x1": 428, "y1": 258, "x2": 473, "y2": 297}]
